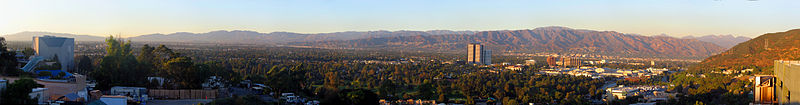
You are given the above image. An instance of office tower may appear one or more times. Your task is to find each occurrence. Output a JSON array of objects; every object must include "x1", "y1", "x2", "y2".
[
  {"x1": 547, "y1": 56, "x2": 558, "y2": 66},
  {"x1": 467, "y1": 43, "x2": 491, "y2": 65}
]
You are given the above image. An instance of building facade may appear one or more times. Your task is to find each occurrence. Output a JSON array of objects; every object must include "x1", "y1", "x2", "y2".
[
  {"x1": 547, "y1": 56, "x2": 558, "y2": 66},
  {"x1": 560, "y1": 57, "x2": 581, "y2": 67},
  {"x1": 467, "y1": 43, "x2": 491, "y2": 65},
  {"x1": 754, "y1": 75, "x2": 776, "y2": 104},
  {"x1": 774, "y1": 60, "x2": 800, "y2": 105},
  {"x1": 525, "y1": 60, "x2": 536, "y2": 65},
  {"x1": 33, "y1": 36, "x2": 75, "y2": 71}
]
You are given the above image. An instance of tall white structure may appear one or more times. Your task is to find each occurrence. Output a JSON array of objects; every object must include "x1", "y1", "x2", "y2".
[
  {"x1": 467, "y1": 43, "x2": 491, "y2": 65},
  {"x1": 33, "y1": 36, "x2": 74, "y2": 71}
]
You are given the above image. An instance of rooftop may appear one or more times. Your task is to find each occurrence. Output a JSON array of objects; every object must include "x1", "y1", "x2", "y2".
[{"x1": 776, "y1": 60, "x2": 800, "y2": 66}]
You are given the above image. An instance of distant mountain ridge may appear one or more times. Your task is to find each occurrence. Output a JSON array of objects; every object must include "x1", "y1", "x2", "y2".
[
  {"x1": 682, "y1": 35, "x2": 751, "y2": 49},
  {"x1": 694, "y1": 29, "x2": 800, "y2": 70},
  {"x1": 1, "y1": 30, "x2": 475, "y2": 44},
  {"x1": 0, "y1": 31, "x2": 106, "y2": 41},
  {"x1": 294, "y1": 27, "x2": 726, "y2": 59}
]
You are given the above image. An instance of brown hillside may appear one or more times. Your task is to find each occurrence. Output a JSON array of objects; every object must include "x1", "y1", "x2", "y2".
[
  {"x1": 695, "y1": 29, "x2": 800, "y2": 70},
  {"x1": 295, "y1": 27, "x2": 725, "y2": 59}
]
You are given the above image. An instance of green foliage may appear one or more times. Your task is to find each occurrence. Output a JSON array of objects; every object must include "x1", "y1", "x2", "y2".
[
  {"x1": 205, "y1": 95, "x2": 274, "y2": 105},
  {"x1": 0, "y1": 37, "x2": 20, "y2": 76},
  {"x1": 38, "y1": 71, "x2": 51, "y2": 77},
  {"x1": 91, "y1": 36, "x2": 146, "y2": 90},
  {"x1": 37, "y1": 57, "x2": 62, "y2": 70},
  {"x1": 21, "y1": 47, "x2": 35, "y2": 58},
  {"x1": 321, "y1": 89, "x2": 379, "y2": 105},
  {"x1": 0, "y1": 78, "x2": 44, "y2": 104},
  {"x1": 75, "y1": 55, "x2": 93, "y2": 75},
  {"x1": 667, "y1": 71, "x2": 752, "y2": 104},
  {"x1": 56, "y1": 71, "x2": 66, "y2": 79}
]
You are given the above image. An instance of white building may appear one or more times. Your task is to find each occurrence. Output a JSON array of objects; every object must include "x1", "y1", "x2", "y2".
[
  {"x1": 33, "y1": 36, "x2": 75, "y2": 71},
  {"x1": 99, "y1": 96, "x2": 127, "y2": 105},
  {"x1": 109, "y1": 86, "x2": 148, "y2": 100},
  {"x1": 525, "y1": 60, "x2": 536, "y2": 65},
  {"x1": 30, "y1": 88, "x2": 48, "y2": 104}
]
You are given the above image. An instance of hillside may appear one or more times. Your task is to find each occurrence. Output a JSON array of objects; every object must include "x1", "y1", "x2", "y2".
[
  {"x1": 0, "y1": 31, "x2": 106, "y2": 41},
  {"x1": 695, "y1": 29, "x2": 800, "y2": 70},
  {"x1": 294, "y1": 27, "x2": 726, "y2": 59},
  {"x1": 2, "y1": 30, "x2": 474, "y2": 44},
  {"x1": 683, "y1": 35, "x2": 751, "y2": 49}
]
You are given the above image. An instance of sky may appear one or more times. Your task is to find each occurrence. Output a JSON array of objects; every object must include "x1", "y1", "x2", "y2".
[{"x1": 1, "y1": 0, "x2": 799, "y2": 37}]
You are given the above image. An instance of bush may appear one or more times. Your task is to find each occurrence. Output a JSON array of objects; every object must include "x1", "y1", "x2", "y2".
[
  {"x1": 38, "y1": 71, "x2": 52, "y2": 77},
  {"x1": 1, "y1": 78, "x2": 44, "y2": 104},
  {"x1": 56, "y1": 72, "x2": 67, "y2": 79}
]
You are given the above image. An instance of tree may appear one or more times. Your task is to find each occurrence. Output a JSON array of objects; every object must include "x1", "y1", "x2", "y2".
[
  {"x1": 75, "y1": 55, "x2": 93, "y2": 75},
  {"x1": 206, "y1": 95, "x2": 273, "y2": 105},
  {"x1": 136, "y1": 44, "x2": 155, "y2": 77},
  {"x1": 56, "y1": 71, "x2": 67, "y2": 79},
  {"x1": 21, "y1": 47, "x2": 35, "y2": 58},
  {"x1": 162, "y1": 57, "x2": 198, "y2": 89},
  {"x1": 322, "y1": 89, "x2": 378, "y2": 105},
  {"x1": 437, "y1": 93, "x2": 448, "y2": 103},
  {"x1": 417, "y1": 81, "x2": 435, "y2": 99},
  {"x1": 1, "y1": 78, "x2": 44, "y2": 104},
  {"x1": 0, "y1": 37, "x2": 19, "y2": 76},
  {"x1": 91, "y1": 36, "x2": 145, "y2": 90}
]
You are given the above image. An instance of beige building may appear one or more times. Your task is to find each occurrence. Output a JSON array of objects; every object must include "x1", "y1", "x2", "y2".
[
  {"x1": 774, "y1": 60, "x2": 800, "y2": 105},
  {"x1": 754, "y1": 75, "x2": 775, "y2": 104},
  {"x1": 467, "y1": 43, "x2": 491, "y2": 65}
]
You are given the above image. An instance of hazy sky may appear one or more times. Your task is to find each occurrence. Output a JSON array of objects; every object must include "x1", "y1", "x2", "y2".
[{"x1": 1, "y1": 0, "x2": 798, "y2": 37}]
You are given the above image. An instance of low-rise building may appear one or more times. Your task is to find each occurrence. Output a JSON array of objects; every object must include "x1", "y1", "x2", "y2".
[
  {"x1": 30, "y1": 88, "x2": 49, "y2": 104},
  {"x1": 505, "y1": 65, "x2": 523, "y2": 71},
  {"x1": 109, "y1": 86, "x2": 148, "y2": 101},
  {"x1": 97, "y1": 95, "x2": 127, "y2": 105}
]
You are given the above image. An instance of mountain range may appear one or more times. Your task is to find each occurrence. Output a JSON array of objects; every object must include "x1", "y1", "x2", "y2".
[
  {"x1": 682, "y1": 35, "x2": 751, "y2": 49},
  {"x1": 1, "y1": 30, "x2": 475, "y2": 44},
  {"x1": 3, "y1": 27, "x2": 735, "y2": 59},
  {"x1": 1, "y1": 31, "x2": 107, "y2": 41},
  {"x1": 294, "y1": 27, "x2": 726, "y2": 59},
  {"x1": 694, "y1": 28, "x2": 800, "y2": 70}
]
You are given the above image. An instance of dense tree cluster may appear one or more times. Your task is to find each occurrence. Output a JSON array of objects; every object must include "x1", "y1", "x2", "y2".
[
  {"x1": 0, "y1": 37, "x2": 20, "y2": 76},
  {"x1": 0, "y1": 78, "x2": 44, "y2": 104},
  {"x1": 174, "y1": 46, "x2": 610, "y2": 104},
  {"x1": 90, "y1": 37, "x2": 234, "y2": 90},
  {"x1": 663, "y1": 70, "x2": 752, "y2": 104}
]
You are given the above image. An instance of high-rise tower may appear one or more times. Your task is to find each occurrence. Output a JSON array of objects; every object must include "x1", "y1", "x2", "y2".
[{"x1": 467, "y1": 43, "x2": 491, "y2": 65}]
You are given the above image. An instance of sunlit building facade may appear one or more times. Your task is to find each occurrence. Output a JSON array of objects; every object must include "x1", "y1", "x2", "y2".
[
  {"x1": 467, "y1": 43, "x2": 491, "y2": 65},
  {"x1": 774, "y1": 60, "x2": 800, "y2": 105}
]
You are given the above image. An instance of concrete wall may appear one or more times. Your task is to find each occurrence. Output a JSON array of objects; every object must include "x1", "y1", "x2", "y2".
[
  {"x1": 33, "y1": 36, "x2": 75, "y2": 72},
  {"x1": 774, "y1": 60, "x2": 800, "y2": 105}
]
